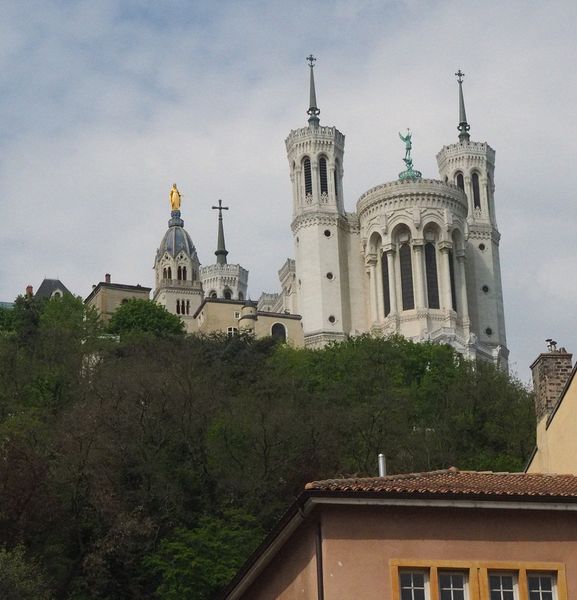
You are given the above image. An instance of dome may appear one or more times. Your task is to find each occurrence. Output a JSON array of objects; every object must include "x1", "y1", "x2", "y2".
[{"x1": 156, "y1": 211, "x2": 199, "y2": 262}]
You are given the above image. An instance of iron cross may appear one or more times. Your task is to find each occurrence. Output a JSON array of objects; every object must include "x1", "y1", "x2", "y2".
[
  {"x1": 306, "y1": 54, "x2": 317, "y2": 68},
  {"x1": 455, "y1": 69, "x2": 465, "y2": 83},
  {"x1": 212, "y1": 199, "x2": 229, "y2": 218}
]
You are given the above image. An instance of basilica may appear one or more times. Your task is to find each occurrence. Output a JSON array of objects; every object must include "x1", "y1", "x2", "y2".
[
  {"x1": 260, "y1": 60, "x2": 508, "y2": 367},
  {"x1": 85, "y1": 60, "x2": 508, "y2": 365}
]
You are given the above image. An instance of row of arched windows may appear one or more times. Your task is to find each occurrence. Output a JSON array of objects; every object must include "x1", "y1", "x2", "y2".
[
  {"x1": 301, "y1": 156, "x2": 338, "y2": 199},
  {"x1": 455, "y1": 171, "x2": 481, "y2": 209},
  {"x1": 176, "y1": 299, "x2": 191, "y2": 315},
  {"x1": 380, "y1": 240, "x2": 457, "y2": 316},
  {"x1": 208, "y1": 289, "x2": 242, "y2": 300},
  {"x1": 162, "y1": 266, "x2": 197, "y2": 281}
]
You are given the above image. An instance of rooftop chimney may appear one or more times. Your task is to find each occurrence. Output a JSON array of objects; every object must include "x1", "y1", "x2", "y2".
[
  {"x1": 105, "y1": 273, "x2": 111, "y2": 284},
  {"x1": 530, "y1": 341, "x2": 573, "y2": 422},
  {"x1": 378, "y1": 453, "x2": 387, "y2": 477},
  {"x1": 25, "y1": 285, "x2": 33, "y2": 297}
]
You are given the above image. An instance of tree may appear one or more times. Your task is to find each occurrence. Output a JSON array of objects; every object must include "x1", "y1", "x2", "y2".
[
  {"x1": 144, "y1": 510, "x2": 264, "y2": 600},
  {"x1": 108, "y1": 300, "x2": 184, "y2": 337},
  {"x1": 0, "y1": 546, "x2": 52, "y2": 600}
]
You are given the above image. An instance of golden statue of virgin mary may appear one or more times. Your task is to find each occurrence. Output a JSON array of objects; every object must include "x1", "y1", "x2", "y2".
[{"x1": 169, "y1": 183, "x2": 182, "y2": 211}]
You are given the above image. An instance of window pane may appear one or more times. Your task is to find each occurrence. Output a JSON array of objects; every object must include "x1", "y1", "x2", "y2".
[
  {"x1": 413, "y1": 573, "x2": 424, "y2": 588},
  {"x1": 400, "y1": 573, "x2": 412, "y2": 587},
  {"x1": 440, "y1": 590, "x2": 452, "y2": 600},
  {"x1": 401, "y1": 589, "x2": 413, "y2": 600},
  {"x1": 503, "y1": 591, "x2": 514, "y2": 600},
  {"x1": 541, "y1": 578, "x2": 552, "y2": 591},
  {"x1": 491, "y1": 592, "x2": 502, "y2": 600},
  {"x1": 414, "y1": 589, "x2": 425, "y2": 600}
]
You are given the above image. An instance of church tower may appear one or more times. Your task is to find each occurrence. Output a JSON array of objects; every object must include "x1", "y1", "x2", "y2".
[
  {"x1": 286, "y1": 56, "x2": 351, "y2": 347},
  {"x1": 200, "y1": 200, "x2": 248, "y2": 301},
  {"x1": 153, "y1": 185, "x2": 204, "y2": 332},
  {"x1": 436, "y1": 71, "x2": 508, "y2": 367}
]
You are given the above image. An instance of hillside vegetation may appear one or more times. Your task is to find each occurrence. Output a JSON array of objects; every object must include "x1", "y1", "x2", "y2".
[{"x1": 0, "y1": 296, "x2": 535, "y2": 599}]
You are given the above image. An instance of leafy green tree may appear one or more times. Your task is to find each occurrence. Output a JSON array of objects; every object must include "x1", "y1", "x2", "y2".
[
  {"x1": 145, "y1": 510, "x2": 264, "y2": 600},
  {"x1": 0, "y1": 306, "x2": 14, "y2": 332},
  {"x1": 108, "y1": 300, "x2": 184, "y2": 337}
]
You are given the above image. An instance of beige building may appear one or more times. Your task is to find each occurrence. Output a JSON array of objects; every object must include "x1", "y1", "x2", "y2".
[
  {"x1": 526, "y1": 343, "x2": 576, "y2": 475},
  {"x1": 221, "y1": 469, "x2": 576, "y2": 600},
  {"x1": 85, "y1": 273, "x2": 151, "y2": 321},
  {"x1": 193, "y1": 298, "x2": 304, "y2": 347}
]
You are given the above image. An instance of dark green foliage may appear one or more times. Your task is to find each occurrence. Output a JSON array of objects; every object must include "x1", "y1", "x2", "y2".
[
  {"x1": 108, "y1": 299, "x2": 184, "y2": 337},
  {"x1": 0, "y1": 301, "x2": 535, "y2": 598},
  {"x1": 0, "y1": 545, "x2": 53, "y2": 599}
]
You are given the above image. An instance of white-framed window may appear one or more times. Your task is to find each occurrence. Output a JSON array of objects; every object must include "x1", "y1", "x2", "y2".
[
  {"x1": 234, "y1": 311, "x2": 241, "y2": 319},
  {"x1": 438, "y1": 571, "x2": 467, "y2": 600},
  {"x1": 489, "y1": 572, "x2": 517, "y2": 600},
  {"x1": 227, "y1": 326, "x2": 238, "y2": 337},
  {"x1": 527, "y1": 574, "x2": 555, "y2": 600},
  {"x1": 399, "y1": 570, "x2": 428, "y2": 600}
]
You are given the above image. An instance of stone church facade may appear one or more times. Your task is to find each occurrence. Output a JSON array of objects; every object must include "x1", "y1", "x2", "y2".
[{"x1": 272, "y1": 61, "x2": 508, "y2": 367}]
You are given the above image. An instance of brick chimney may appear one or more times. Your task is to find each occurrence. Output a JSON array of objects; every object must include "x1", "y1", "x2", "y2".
[
  {"x1": 530, "y1": 340, "x2": 573, "y2": 421},
  {"x1": 105, "y1": 273, "x2": 111, "y2": 284},
  {"x1": 25, "y1": 285, "x2": 33, "y2": 297}
]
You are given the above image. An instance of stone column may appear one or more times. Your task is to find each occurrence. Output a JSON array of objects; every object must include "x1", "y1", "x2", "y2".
[
  {"x1": 456, "y1": 252, "x2": 469, "y2": 322},
  {"x1": 384, "y1": 244, "x2": 397, "y2": 315},
  {"x1": 439, "y1": 241, "x2": 453, "y2": 311},
  {"x1": 365, "y1": 253, "x2": 378, "y2": 323},
  {"x1": 464, "y1": 175, "x2": 473, "y2": 215},
  {"x1": 412, "y1": 240, "x2": 425, "y2": 309},
  {"x1": 328, "y1": 163, "x2": 336, "y2": 206},
  {"x1": 312, "y1": 158, "x2": 319, "y2": 203}
]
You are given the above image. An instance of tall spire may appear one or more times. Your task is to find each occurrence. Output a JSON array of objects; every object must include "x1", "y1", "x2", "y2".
[
  {"x1": 306, "y1": 54, "x2": 320, "y2": 126},
  {"x1": 455, "y1": 69, "x2": 470, "y2": 142},
  {"x1": 212, "y1": 199, "x2": 229, "y2": 265}
]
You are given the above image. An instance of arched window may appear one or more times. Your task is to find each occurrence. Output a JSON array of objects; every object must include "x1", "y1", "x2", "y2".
[
  {"x1": 182, "y1": 266, "x2": 187, "y2": 280},
  {"x1": 176, "y1": 299, "x2": 181, "y2": 314},
  {"x1": 448, "y1": 250, "x2": 457, "y2": 310},
  {"x1": 238, "y1": 291, "x2": 244, "y2": 301},
  {"x1": 224, "y1": 289, "x2": 232, "y2": 300},
  {"x1": 381, "y1": 252, "x2": 391, "y2": 317},
  {"x1": 210, "y1": 291, "x2": 217, "y2": 299},
  {"x1": 163, "y1": 267, "x2": 167, "y2": 279},
  {"x1": 319, "y1": 157, "x2": 328, "y2": 194},
  {"x1": 399, "y1": 243, "x2": 414, "y2": 310},
  {"x1": 186, "y1": 300, "x2": 190, "y2": 315},
  {"x1": 456, "y1": 172, "x2": 464, "y2": 191},
  {"x1": 472, "y1": 172, "x2": 481, "y2": 209},
  {"x1": 167, "y1": 267, "x2": 172, "y2": 280},
  {"x1": 303, "y1": 157, "x2": 312, "y2": 196},
  {"x1": 177, "y1": 266, "x2": 182, "y2": 280},
  {"x1": 271, "y1": 323, "x2": 287, "y2": 342},
  {"x1": 486, "y1": 175, "x2": 492, "y2": 217},
  {"x1": 424, "y1": 243, "x2": 440, "y2": 309}
]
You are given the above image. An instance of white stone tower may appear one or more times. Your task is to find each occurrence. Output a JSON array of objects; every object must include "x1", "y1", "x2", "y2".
[
  {"x1": 153, "y1": 188, "x2": 204, "y2": 331},
  {"x1": 285, "y1": 56, "x2": 353, "y2": 347},
  {"x1": 200, "y1": 199, "x2": 248, "y2": 301},
  {"x1": 436, "y1": 71, "x2": 508, "y2": 367}
]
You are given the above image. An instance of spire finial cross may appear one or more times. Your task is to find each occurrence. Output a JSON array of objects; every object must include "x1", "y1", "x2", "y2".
[
  {"x1": 212, "y1": 198, "x2": 229, "y2": 218},
  {"x1": 306, "y1": 54, "x2": 316, "y2": 68},
  {"x1": 455, "y1": 69, "x2": 465, "y2": 84}
]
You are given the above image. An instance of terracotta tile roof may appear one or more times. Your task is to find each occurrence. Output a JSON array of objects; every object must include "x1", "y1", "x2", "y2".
[{"x1": 304, "y1": 467, "x2": 577, "y2": 498}]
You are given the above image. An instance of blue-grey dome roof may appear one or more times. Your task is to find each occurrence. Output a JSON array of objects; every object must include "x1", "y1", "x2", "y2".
[{"x1": 156, "y1": 211, "x2": 199, "y2": 262}]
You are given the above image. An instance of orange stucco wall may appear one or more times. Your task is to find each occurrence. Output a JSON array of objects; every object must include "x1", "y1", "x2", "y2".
[
  {"x1": 238, "y1": 503, "x2": 577, "y2": 600},
  {"x1": 242, "y1": 519, "x2": 319, "y2": 599}
]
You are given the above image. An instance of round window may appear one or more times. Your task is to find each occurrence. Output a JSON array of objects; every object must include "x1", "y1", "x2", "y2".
[
  {"x1": 326, "y1": 272, "x2": 333, "y2": 280},
  {"x1": 485, "y1": 327, "x2": 493, "y2": 336},
  {"x1": 324, "y1": 229, "x2": 331, "y2": 237},
  {"x1": 482, "y1": 285, "x2": 489, "y2": 293},
  {"x1": 328, "y1": 315, "x2": 336, "y2": 324},
  {"x1": 479, "y1": 243, "x2": 486, "y2": 251}
]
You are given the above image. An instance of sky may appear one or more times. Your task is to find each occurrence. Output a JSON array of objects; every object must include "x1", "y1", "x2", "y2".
[{"x1": 0, "y1": 0, "x2": 576, "y2": 381}]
